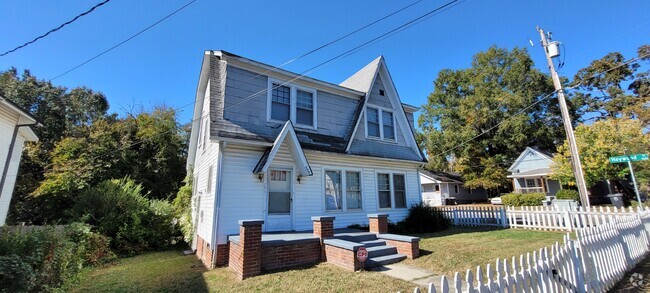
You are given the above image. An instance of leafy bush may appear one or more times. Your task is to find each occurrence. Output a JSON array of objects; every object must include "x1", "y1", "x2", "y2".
[
  {"x1": 392, "y1": 203, "x2": 451, "y2": 234},
  {"x1": 172, "y1": 175, "x2": 194, "y2": 244},
  {"x1": 555, "y1": 189, "x2": 580, "y2": 201},
  {"x1": 73, "y1": 178, "x2": 181, "y2": 255},
  {"x1": 0, "y1": 223, "x2": 113, "y2": 292},
  {"x1": 501, "y1": 192, "x2": 546, "y2": 206}
]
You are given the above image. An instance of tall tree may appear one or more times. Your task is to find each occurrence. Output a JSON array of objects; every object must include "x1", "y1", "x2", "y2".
[
  {"x1": 0, "y1": 68, "x2": 110, "y2": 224},
  {"x1": 30, "y1": 106, "x2": 188, "y2": 222},
  {"x1": 550, "y1": 118, "x2": 650, "y2": 189},
  {"x1": 418, "y1": 46, "x2": 569, "y2": 190},
  {"x1": 572, "y1": 44, "x2": 650, "y2": 125}
]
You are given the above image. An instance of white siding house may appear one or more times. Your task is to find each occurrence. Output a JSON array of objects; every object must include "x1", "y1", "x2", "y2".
[
  {"x1": 0, "y1": 96, "x2": 39, "y2": 226},
  {"x1": 420, "y1": 170, "x2": 488, "y2": 206},
  {"x1": 507, "y1": 147, "x2": 562, "y2": 196},
  {"x1": 186, "y1": 51, "x2": 426, "y2": 268}
]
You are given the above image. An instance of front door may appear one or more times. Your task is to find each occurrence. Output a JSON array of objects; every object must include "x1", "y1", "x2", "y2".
[{"x1": 266, "y1": 169, "x2": 293, "y2": 231}]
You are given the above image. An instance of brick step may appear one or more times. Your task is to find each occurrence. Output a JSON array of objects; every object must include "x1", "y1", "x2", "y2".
[
  {"x1": 366, "y1": 245, "x2": 398, "y2": 258},
  {"x1": 360, "y1": 239, "x2": 387, "y2": 248},
  {"x1": 365, "y1": 253, "x2": 407, "y2": 268},
  {"x1": 333, "y1": 232, "x2": 377, "y2": 243}
]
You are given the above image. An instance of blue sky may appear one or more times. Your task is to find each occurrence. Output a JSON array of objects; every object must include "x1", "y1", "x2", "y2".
[{"x1": 1, "y1": 0, "x2": 648, "y2": 124}]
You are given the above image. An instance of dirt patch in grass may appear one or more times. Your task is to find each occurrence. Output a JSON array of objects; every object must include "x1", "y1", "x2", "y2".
[
  {"x1": 405, "y1": 226, "x2": 566, "y2": 276},
  {"x1": 67, "y1": 251, "x2": 416, "y2": 292}
]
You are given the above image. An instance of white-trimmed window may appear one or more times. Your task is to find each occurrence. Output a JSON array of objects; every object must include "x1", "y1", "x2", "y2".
[
  {"x1": 377, "y1": 173, "x2": 407, "y2": 209},
  {"x1": 325, "y1": 169, "x2": 363, "y2": 211},
  {"x1": 346, "y1": 171, "x2": 362, "y2": 210},
  {"x1": 198, "y1": 118, "x2": 208, "y2": 150},
  {"x1": 434, "y1": 184, "x2": 440, "y2": 192},
  {"x1": 267, "y1": 79, "x2": 317, "y2": 128},
  {"x1": 366, "y1": 106, "x2": 395, "y2": 141},
  {"x1": 207, "y1": 166, "x2": 213, "y2": 194}
]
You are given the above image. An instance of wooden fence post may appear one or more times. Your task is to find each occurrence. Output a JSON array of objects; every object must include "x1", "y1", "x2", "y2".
[{"x1": 568, "y1": 240, "x2": 586, "y2": 293}]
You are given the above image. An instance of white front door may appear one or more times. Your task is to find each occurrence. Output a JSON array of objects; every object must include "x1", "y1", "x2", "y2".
[{"x1": 266, "y1": 169, "x2": 293, "y2": 231}]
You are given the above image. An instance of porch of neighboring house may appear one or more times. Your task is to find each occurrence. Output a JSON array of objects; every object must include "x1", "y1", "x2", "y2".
[
  {"x1": 224, "y1": 214, "x2": 420, "y2": 280},
  {"x1": 507, "y1": 168, "x2": 561, "y2": 196}
]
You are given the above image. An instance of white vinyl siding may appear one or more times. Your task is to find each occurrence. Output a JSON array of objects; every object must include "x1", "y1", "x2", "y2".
[{"x1": 213, "y1": 144, "x2": 420, "y2": 245}]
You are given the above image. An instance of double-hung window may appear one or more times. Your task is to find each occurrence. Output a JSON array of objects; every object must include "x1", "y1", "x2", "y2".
[
  {"x1": 377, "y1": 173, "x2": 407, "y2": 209},
  {"x1": 366, "y1": 107, "x2": 395, "y2": 141},
  {"x1": 325, "y1": 169, "x2": 362, "y2": 211},
  {"x1": 268, "y1": 79, "x2": 317, "y2": 128}
]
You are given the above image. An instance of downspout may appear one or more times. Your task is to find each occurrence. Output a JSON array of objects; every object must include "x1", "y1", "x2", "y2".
[
  {"x1": 0, "y1": 123, "x2": 37, "y2": 202},
  {"x1": 210, "y1": 141, "x2": 226, "y2": 268},
  {"x1": 417, "y1": 164, "x2": 425, "y2": 205}
]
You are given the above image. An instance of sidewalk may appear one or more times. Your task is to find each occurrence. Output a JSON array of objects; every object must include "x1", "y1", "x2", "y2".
[{"x1": 371, "y1": 263, "x2": 456, "y2": 292}]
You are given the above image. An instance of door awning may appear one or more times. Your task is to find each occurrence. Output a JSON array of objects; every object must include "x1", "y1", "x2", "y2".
[{"x1": 253, "y1": 121, "x2": 313, "y2": 176}]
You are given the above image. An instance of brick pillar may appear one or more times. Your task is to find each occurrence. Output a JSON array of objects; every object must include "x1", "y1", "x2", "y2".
[
  {"x1": 231, "y1": 219, "x2": 263, "y2": 280},
  {"x1": 368, "y1": 214, "x2": 388, "y2": 234},
  {"x1": 312, "y1": 216, "x2": 335, "y2": 261}
]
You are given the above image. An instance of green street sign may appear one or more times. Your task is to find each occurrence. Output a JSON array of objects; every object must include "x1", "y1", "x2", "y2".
[{"x1": 609, "y1": 154, "x2": 649, "y2": 164}]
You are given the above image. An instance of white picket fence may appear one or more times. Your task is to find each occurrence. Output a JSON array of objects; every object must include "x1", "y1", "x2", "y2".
[
  {"x1": 413, "y1": 210, "x2": 650, "y2": 293},
  {"x1": 434, "y1": 206, "x2": 508, "y2": 228},
  {"x1": 506, "y1": 205, "x2": 649, "y2": 231}
]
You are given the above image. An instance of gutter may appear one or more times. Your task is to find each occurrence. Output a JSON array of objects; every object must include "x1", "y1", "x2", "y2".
[{"x1": 0, "y1": 123, "x2": 38, "y2": 207}]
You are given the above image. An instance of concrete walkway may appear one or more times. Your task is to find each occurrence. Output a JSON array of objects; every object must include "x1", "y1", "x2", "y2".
[{"x1": 370, "y1": 263, "x2": 457, "y2": 292}]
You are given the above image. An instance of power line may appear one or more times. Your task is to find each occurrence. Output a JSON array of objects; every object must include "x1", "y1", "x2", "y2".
[
  {"x1": 14, "y1": 0, "x2": 465, "y2": 179},
  {"x1": 50, "y1": 0, "x2": 197, "y2": 81},
  {"x1": 0, "y1": 0, "x2": 112, "y2": 57},
  {"x1": 243, "y1": 0, "x2": 425, "y2": 83}
]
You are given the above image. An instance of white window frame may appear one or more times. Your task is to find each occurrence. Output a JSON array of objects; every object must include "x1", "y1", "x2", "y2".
[
  {"x1": 267, "y1": 78, "x2": 318, "y2": 130},
  {"x1": 376, "y1": 171, "x2": 408, "y2": 210},
  {"x1": 206, "y1": 165, "x2": 213, "y2": 195},
  {"x1": 322, "y1": 166, "x2": 364, "y2": 213},
  {"x1": 364, "y1": 105, "x2": 396, "y2": 141}
]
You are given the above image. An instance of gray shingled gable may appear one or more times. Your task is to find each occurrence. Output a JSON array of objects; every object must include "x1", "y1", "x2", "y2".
[{"x1": 206, "y1": 52, "x2": 424, "y2": 163}]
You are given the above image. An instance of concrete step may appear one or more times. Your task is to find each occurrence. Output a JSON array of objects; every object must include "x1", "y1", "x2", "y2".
[
  {"x1": 366, "y1": 245, "x2": 398, "y2": 258},
  {"x1": 334, "y1": 232, "x2": 377, "y2": 243},
  {"x1": 365, "y1": 254, "x2": 407, "y2": 268},
  {"x1": 360, "y1": 239, "x2": 386, "y2": 248}
]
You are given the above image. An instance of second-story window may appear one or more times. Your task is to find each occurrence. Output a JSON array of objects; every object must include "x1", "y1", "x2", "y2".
[
  {"x1": 366, "y1": 107, "x2": 395, "y2": 141},
  {"x1": 271, "y1": 83, "x2": 291, "y2": 121},
  {"x1": 296, "y1": 90, "x2": 314, "y2": 126},
  {"x1": 268, "y1": 79, "x2": 317, "y2": 128}
]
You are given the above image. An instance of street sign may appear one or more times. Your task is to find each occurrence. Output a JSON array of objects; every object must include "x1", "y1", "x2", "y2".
[
  {"x1": 609, "y1": 154, "x2": 648, "y2": 164},
  {"x1": 356, "y1": 247, "x2": 368, "y2": 263}
]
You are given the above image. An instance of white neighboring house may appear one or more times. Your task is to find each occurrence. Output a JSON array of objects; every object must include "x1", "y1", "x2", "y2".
[
  {"x1": 507, "y1": 147, "x2": 561, "y2": 196},
  {"x1": 186, "y1": 51, "x2": 427, "y2": 268},
  {"x1": 0, "y1": 96, "x2": 40, "y2": 226},
  {"x1": 420, "y1": 170, "x2": 488, "y2": 206}
]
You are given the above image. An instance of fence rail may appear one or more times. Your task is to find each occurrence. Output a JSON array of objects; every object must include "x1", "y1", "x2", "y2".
[{"x1": 414, "y1": 210, "x2": 650, "y2": 293}]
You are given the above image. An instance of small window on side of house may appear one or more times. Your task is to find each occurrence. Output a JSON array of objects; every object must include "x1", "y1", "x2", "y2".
[
  {"x1": 296, "y1": 89, "x2": 314, "y2": 126},
  {"x1": 454, "y1": 185, "x2": 459, "y2": 194},
  {"x1": 367, "y1": 108, "x2": 380, "y2": 138},
  {"x1": 207, "y1": 166, "x2": 213, "y2": 194},
  {"x1": 382, "y1": 111, "x2": 394, "y2": 140},
  {"x1": 271, "y1": 83, "x2": 291, "y2": 121},
  {"x1": 435, "y1": 184, "x2": 440, "y2": 192},
  {"x1": 379, "y1": 89, "x2": 385, "y2": 96}
]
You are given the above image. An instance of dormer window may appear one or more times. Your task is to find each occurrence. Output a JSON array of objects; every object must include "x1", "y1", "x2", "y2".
[
  {"x1": 267, "y1": 79, "x2": 317, "y2": 129},
  {"x1": 366, "y1": 106, "x2": 395, "y2": 141}
]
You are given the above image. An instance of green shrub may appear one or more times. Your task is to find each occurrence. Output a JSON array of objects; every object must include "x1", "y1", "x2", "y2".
[
  {"x1": 501, "y1": 192, "x2": 546, "y2": 206},
  {"x1": 0, "y1": 223, "x2": 113, "y2": 292},
  {"x1": 555, "y1": 189, "x2": 580, "y2": 201},
  {"x1": 392, "y1": 203, "x2": 451, "y2": 234},
  {"x1": 73, "y1": 178, "x2": 180, "y2": 255},
  {"x1": 172, "y1": 175, "x2": 194, "y2": 245}
]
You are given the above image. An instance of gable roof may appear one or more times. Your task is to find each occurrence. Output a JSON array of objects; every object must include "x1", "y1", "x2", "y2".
[
  {"x1": 507, "y1": 147, "x2": 555, "y2": 172},
  {"x1": 420, "y1": 170, "x2": 463, "y2": 184},
  {"x1": 342, "y1": 57, "x2": 424, "y2": 162},
  {"x1": 253, "y1": 121, "x2": 312, "y2": 176},
  {"x1": 0, "y1": 95, "x2": 41, "y2": 142},
  {"x1": 188, "y1": 51, "x2": 427, "y2": 167}
]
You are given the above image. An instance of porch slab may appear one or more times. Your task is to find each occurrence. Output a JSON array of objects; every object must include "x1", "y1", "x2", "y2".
[{"x1": 227, "y1": 228, "x2": 366, "y2": 246}]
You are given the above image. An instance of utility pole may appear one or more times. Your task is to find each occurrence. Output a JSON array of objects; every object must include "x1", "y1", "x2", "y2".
[{"x1": 537, "y1": 26, "x2": 591, "y2": 207}]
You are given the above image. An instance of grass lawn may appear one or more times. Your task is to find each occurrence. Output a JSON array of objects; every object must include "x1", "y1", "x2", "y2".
[
  {"x1": 65, "y1": 227, "x2": 565, "y2": 292},
  {"x1": 405, "y1": 226, "x2": 566, "y2": 276},
  {"x1": 65, "y1": 250, "x2": 415, "y2": 292}
]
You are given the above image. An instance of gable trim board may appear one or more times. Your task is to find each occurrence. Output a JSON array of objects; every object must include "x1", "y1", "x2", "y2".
[
  {"x1": 342, "y1": 57, "x2": 423, "y2": 161},
  {"x1": 507, "y1": 147, "x2": 554, "y2": 173},
  {"x1": 253, "y1": 121, "x2": 313, "y2": 177}
]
